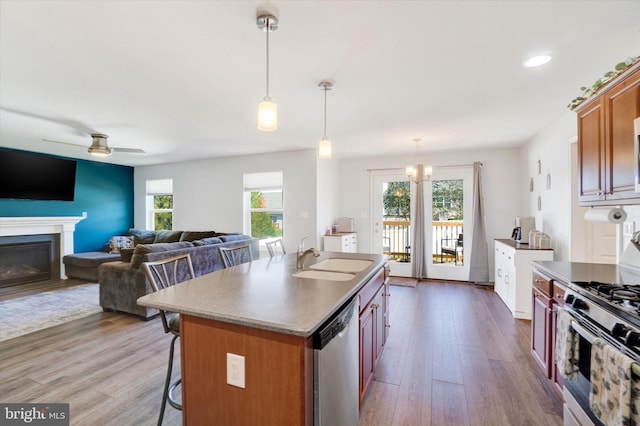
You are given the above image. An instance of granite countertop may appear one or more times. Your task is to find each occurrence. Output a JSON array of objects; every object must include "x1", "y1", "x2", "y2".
[
  {"x1": 137, "y1": 251, "x2": 388, "y2": 337},
  {"x1": 531, "y1": 261, "x2": 640, "y2": 286}
]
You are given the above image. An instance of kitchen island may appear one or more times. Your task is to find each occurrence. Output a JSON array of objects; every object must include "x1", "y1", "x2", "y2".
[{"x1": 138, "y1": 251, "x2": 388, "y2": 426}]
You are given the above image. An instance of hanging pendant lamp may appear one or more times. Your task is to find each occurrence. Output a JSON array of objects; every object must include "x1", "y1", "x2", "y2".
[
  {"x1": 257, "y1": 14, "x2": 278, "y2": 131},
  {"x1": 318, "y1": 80, "x2": 333, "y2": 159}
]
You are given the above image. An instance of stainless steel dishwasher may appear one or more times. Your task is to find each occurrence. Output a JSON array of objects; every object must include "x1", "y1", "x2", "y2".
[{"x1": 313, "y1": 297, "x2": 359, "y2": 425}]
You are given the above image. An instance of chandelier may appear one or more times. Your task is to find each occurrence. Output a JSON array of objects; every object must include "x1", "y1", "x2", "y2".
[{"x1": 406, "y1": 138, "x2": 432, "y2": 183}]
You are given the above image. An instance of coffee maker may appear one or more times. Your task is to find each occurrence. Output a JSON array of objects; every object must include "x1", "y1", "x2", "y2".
[{"x1": 511, "y1": 216, "x2": 536, "y2": 244}]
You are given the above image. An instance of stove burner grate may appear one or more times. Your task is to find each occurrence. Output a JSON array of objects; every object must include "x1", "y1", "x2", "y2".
[{"x1": 573, "y1": 281, "x2": 640, "y2": 317}]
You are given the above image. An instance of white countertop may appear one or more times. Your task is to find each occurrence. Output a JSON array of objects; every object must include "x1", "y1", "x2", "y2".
[{"x1": 137, "y1": 251, "x2": 388, "y2": 337}]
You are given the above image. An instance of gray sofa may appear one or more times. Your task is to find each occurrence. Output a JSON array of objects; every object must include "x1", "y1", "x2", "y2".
[{"x1": 98, "y1": 233, "x2": 258, "y2": 319}]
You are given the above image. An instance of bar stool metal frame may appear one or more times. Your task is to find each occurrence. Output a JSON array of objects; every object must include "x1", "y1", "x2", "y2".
[
  {"x1": 219, "y1": 244, "x2": 254, "y2": 268},
  {"x1": 142, "y1": 253, "x2": 195, "y2": 426},
  {"x1": 265, "y1": 238, "x2": 286, "y2": 257}
]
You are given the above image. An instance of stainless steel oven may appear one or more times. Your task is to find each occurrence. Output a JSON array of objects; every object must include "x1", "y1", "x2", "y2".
[{"x1": 561, "y1": 282, "x2": 640, "y2": 426}]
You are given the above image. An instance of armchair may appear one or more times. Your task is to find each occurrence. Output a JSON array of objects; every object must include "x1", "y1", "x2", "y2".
[{"x1": 440, "y1": 233, "x2": 463, "y2": 265}]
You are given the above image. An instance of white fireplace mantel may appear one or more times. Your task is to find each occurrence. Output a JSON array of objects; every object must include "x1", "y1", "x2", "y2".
[{"x1": 0, "y1": 215, "x2": 87, "y2": 279}]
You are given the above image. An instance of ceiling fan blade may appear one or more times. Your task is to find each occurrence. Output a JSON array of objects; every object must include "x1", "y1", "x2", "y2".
[
  {"x1": 112, "y1": 147, "x2": 146, "y2": 154},
  {"x1": 42, "y1": 138, "x2": 86, "y2": 148}
]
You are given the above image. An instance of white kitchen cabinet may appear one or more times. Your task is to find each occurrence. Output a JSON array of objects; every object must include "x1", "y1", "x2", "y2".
[
  {"x1": 494, "y1": 239, "x2": 553, "y2": 320},
  {"x1": 324, "y1": 233, "x2": 357, "y2": 253}
]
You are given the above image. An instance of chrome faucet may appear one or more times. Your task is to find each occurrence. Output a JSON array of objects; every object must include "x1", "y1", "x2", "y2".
[{"x1": 297, "y1": 236, "x2": 320, "y2": 270}]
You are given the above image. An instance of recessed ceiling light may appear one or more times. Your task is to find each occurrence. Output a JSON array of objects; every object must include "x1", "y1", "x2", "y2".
[{"x1": 523, "y1": 54, "x2": 552, "y2": 68}]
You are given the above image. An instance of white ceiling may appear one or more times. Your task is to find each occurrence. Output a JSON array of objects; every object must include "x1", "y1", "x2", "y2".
[{"x1": 1, "y1": 1, "x2": 639, "y2": 167}]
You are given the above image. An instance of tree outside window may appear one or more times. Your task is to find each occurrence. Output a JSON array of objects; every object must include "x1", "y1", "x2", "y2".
[
  {"x1": 250, "y1": 190, "x2": 283, "y2": 239},
  {"x1": 432, "y1": 179, "x2": 463, "y2": 221},
  {"x1": 153, "y1": 195, "x2": 173, "y2": 230},
  {"x1": 383, "y1": 181, "x2": 410, "y2": 220}
]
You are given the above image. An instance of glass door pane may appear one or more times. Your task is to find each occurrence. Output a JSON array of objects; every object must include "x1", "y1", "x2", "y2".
[
  {"x1": 431, "y1": 179, "x2": 464, "y2": 266},
  {"x1": 426, "y1": 166, "x2": 473, "y2": 281},
  {"x1": 371, "y1": 172, "x2": 413, "y2": 277}
]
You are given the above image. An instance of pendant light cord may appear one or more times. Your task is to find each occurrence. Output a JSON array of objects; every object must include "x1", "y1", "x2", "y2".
[
  {"x1": 265, "y1": 18, "x2": 270, "y2": 98},
  {"x1": 323, "y1": 85, "x2": 328, "y2": 138}
]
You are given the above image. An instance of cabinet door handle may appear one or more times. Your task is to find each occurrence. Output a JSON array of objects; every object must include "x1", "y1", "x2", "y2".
[{"x1": 497, "y1": 268, "x2": 502, "y2": 278}]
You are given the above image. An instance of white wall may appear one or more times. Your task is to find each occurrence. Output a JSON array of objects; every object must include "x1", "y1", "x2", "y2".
[
  {"x1": 521, "y1": 111, "x2": 576, "y2": 261},
  {"x1": 337, "y1": 147, "x2": 522, "y2": 280},
  {"x1": 316, "y1": 157, "x2": 340, "y2": 250},
  {"x1": 134, "y1": 149, "x2": 319, "y2": 253}
]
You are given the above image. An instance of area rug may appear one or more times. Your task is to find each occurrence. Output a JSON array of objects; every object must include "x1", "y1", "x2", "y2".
[
  {"x1": 0, "y1": 283, "x2": 102, "y2": 342},
  {"x1": 388, "y1": 277, "x2": 418, "y2": 288}
]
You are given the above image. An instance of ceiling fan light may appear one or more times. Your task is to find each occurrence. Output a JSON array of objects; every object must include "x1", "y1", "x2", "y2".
[
  {"x1": 258, "y1": 97, "x2": 277, "y2": 131},
  {"x1": 88, "y1": 146, "x2": 112, "y2": 156},
  {"x1": 319, "y1": 138, "x2": 332, "y2": 159}
]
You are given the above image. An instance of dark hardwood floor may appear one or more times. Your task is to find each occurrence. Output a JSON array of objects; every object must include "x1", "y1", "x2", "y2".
[{"x1": 0, "y1": 280, "x2": 562, "y2": 425}]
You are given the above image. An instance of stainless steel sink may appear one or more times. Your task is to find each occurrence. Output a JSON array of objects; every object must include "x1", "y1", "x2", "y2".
[
  {"x1": 309, "y1": 258, "x2": 372, "y2": 273},
  {"x1": 292, "y1": 270, "x2": 355, "y2": 281}
]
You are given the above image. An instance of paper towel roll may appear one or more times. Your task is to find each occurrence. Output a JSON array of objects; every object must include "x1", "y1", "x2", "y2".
[{"x1": 584, "y1": 207, "x2": 627, "y2": 224}]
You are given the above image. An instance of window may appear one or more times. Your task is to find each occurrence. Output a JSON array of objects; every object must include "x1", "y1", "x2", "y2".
[
  {"x1": 243, "y1": 172, "x2": 283, "y2": 244},
  {"x1": 146, "y1": 179, "x2": 173, "y2": 230}
]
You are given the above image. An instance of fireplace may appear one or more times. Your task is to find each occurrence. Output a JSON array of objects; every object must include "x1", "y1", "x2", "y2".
[
  {"x1": 0, "y1": 234, "x2": 60, "y2": 288},
  {"x1": 0, "y1": 215, "x2": 86, "y2": 281}
]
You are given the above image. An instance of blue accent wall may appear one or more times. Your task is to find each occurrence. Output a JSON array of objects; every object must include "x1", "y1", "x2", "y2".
[{"x1": 0, "y1": 148, "x2": 134, "y2": 252}]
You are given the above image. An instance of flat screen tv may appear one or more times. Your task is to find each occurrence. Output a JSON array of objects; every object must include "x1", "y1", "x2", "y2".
[{"x1": 0, "y1": 150, "x2": 77, "y2": 201}]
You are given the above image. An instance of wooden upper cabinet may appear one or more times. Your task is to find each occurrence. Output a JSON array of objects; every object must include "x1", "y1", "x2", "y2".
[{"x1": 577, "y1": 62, "x2": 640, "y2": 205}]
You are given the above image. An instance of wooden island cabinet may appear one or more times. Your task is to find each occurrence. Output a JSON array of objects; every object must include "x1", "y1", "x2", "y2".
[
  {"x1": 576, "y1": 60, "x2": 640, "y2": 205},
  {"x1": 358, "y1": 265, "x2": 389, "y2": 406}
]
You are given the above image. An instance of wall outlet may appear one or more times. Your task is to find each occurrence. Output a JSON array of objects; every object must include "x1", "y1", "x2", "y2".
[
  {"x1": 623, "y1": 221, "x2": 636, "y2": 238},
  {"x1": 226, "y1": 353, "x2": 245, "y2": 389}
]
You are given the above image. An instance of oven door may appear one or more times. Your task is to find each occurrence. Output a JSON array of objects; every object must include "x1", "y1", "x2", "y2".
[{"x1": 563, "y1": 319, "x2": 604, "y2": 426}]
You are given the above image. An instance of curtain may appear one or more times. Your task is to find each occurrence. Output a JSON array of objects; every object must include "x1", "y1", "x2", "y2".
[
  {"x1": 411, "y1": 164, "x2": 427, "y2": 279},
  {"x1": 468, "y1": 161, "x2": 489, "y2": 283}
]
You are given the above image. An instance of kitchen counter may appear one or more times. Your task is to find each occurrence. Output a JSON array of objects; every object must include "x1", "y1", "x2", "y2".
[
  {"x1": 138, "y1": 251, "x2": 388, "y2": 425},
  {"x1": 137, "y1": 251, "x2": 387, "y2": 337},
  {"x1": 531, "y1": 260, "x2": 640, "y2": 286}
]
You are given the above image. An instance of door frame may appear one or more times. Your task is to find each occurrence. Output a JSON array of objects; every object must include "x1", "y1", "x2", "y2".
[
  {"x1": 370, "y1": 169, "x2": 413, "y2": 277},
  {"x1": 426, "y1": 165, "x2": 473, "y2": 281}
]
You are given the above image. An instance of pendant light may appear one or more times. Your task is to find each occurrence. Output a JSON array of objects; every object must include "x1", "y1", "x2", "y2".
[
  {"x1": 318, "y1": 80, "x2": 333, "y2": 159},
  {"x1": 257, "y1": 14, "x2": 278, "y2": 131}
]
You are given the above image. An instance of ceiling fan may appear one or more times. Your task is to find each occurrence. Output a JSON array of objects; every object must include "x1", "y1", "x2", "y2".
[{"x1": 43, "y1": 133, "x2": 146, "y2": 157}]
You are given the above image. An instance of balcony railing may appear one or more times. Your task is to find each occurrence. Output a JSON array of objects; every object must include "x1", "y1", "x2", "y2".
[{"x1": 382, "y1": 219, "x2": 464, "y2": 263}]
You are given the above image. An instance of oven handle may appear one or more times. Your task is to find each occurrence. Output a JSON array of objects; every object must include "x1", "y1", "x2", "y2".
[
  {"x1": 571, "y1": 319, "x2": 640, "y2": 377},
  {"x1": 570, "y1": 320, "x2": 596, "y2": 344}
]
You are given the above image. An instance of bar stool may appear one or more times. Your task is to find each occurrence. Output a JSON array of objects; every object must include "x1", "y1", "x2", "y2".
[
  {"x1": 219, "y1": 244, "x2": 253, "y2": 268},
  {"x1": 265, "y1": 238, "x2": 286, "y2": 257},
  {"x1": 142, "y1": 254, "x2": 195, "y2": 426}
]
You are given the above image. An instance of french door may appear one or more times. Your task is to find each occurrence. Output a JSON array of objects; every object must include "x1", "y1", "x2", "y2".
[
  {"x1": 426, "y1": 166, "x2": 473, "y2": 281},
  {"x1": 371, "y1": 166, "x2": 473, "y2": 280},
  {"x1": 371, "y1": 171, "x2": 413, "y2": 277}
]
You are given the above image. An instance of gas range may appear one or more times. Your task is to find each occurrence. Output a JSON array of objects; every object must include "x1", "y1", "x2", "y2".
[
  {"x1": 570, "y1": 280, "x2": 640, "y2": 327},
  {"x1": 565, "y1": 280, "x2": 640, "y2": 359}
]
